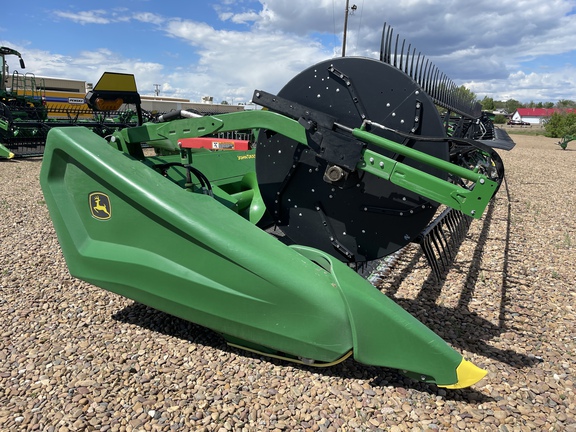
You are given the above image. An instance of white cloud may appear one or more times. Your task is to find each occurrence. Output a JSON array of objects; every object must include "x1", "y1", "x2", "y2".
[
  {"x1": 468, "y1": 66, "x2": 576, "y2": 103},
  {"x1": 132, "y1": 12, "x2": 166, "y2": 26},
  {"x1": 1, "y1": 43, "x2": 165, "y2": 94},
  {"x1": 154, "y1": 17, "x2": 333, "y2": 102},
  {"x1": 229, "y1": 11, "x2": 260, "y2": 25},
  {"x1": 53, "y1": 10, "x2": 111, "y2": 25},
  {"x1": 5, "y1": 1, "x2": 576, "y2": 104}
]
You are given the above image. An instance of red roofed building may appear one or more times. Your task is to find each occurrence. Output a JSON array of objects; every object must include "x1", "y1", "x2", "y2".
[{"x1": 512, "y1": 108, "x2": 576, "y2": 125}]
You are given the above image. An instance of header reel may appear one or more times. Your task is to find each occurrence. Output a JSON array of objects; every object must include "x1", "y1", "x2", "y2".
[{"x1": 254, "y1": 53, "x2": 505, "y2": 265}]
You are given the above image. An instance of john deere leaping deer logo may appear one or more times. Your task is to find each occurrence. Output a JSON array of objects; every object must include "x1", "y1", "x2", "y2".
[{"x1": 89, "y1": 192, "x2": 111, "y2": 220}]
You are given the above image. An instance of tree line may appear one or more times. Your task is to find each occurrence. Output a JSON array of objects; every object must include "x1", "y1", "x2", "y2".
[{"x1": 480, "y1": 96, "x2": 576, "y2": 114}]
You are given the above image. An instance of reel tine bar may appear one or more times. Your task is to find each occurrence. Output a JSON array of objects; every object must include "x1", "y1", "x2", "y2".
[
  {"x1": 380, "y1": 23, "x2": 481, "y2": 119},
  {"x1": 415, "y1": 208, "x2": 473, "y2": 281}
]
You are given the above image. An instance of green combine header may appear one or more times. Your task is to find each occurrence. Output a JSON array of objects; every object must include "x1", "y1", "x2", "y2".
[{"x1": 39, "y1": 24, "x2": 514, "y2": 388}]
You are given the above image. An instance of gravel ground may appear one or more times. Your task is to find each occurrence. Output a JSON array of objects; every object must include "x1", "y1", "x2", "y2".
[{"x1": 1, "y1": 134, "x2": 575, "y2": 431}]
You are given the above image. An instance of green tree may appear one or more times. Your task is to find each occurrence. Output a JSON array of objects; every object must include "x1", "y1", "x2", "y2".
[
  {"x1": 544, "y1": 112, "x2": 576, "y2": 138},
  {"x1": 505, "y1": 99, "x2": 523, "y2": 114},
  {"x1": 481, "y1": 96, "x2": 495, "y2": 111},
  {"x1": 455, "y1": 85, "x2": 477, "y2": 106},
  {"x1": 492, "y1": 100, "x2": 506, "y2": 111},
  {"x1": 556, "y1": 99, "x2": 576, "y2": 108},
  {"x1": 494, "y1": 114, "x2": 507, "y2": 124}
]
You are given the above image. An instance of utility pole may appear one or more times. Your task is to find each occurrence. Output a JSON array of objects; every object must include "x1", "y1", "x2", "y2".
[{"x1": 342, "y1": 0, "x2": 357, "y2": 57}]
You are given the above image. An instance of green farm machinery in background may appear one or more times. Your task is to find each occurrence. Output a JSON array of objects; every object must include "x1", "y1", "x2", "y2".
[
  {"x1": 1, "y1": 47, "x2": 144, "y2": 159},
  {"x1": 40, "y1": 24, "x2": 515, "y2": 388},
  {"x1": 0, "y1": 46, "x2": 46, "y2": 159},
  {"x1": 557, "y1": 135, "x2": 575, "y2": 150}
]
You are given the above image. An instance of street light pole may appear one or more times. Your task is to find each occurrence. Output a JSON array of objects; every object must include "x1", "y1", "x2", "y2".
[{"x1": 342, "y1": 0, "x2": 357, "y2": 57}]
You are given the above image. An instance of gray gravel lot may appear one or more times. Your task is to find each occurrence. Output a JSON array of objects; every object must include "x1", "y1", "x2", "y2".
[{"x1": 1, "y1": 134, "x2": 575, "y2": 431}]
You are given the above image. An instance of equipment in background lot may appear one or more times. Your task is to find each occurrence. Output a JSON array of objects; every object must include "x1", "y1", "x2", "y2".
[
  {"x1": 557, "y1": 135, "x2": 575, "y2": 150},
  {"x1": 0, "y1": 47, "x2": 143, "y2": 159},
  {"x1": 1, "y1": 46, "x2": 43, "y2": 159},
  {"x1": 40, "y1": 24, "x2": 514, "y2": 389}
]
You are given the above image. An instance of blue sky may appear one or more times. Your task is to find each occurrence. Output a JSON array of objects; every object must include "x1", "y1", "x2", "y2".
[{"x1": 2, "y1": 0, "x2": 576, "y2": 105}]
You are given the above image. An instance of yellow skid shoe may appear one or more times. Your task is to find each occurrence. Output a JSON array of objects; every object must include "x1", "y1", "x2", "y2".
[{"x1": 439, "y1": 359, "x2": 487, "y2": 389}]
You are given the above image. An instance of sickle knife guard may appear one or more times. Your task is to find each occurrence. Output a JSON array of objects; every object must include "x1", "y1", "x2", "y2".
[{"x1": 39, "y1": 23, "x2": 513, "y2": 389}]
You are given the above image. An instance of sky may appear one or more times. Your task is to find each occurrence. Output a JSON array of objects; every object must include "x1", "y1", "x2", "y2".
[{"x1": 1, "y1": 0, "x2": 576, "y2": 106}]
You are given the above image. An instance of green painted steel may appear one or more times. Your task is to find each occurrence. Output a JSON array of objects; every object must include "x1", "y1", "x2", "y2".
[
  {"x1": 557, "y1": 135, "x2": 575, "y2": 150},
  {"x1": 0, "y1": 142, "x2": 14, "y2": 159},
  {"x1": 143, "y1": 151, "x2": 265, "y2": 224},
  {"x1": 353, "y1": 129, "x2": 499, "y2": 218},
  {"x1": 109, "y1": 110, "x2": 497, "y2": 218},
  {"x1": 114, "y1": 110, "x2": 308, "y2": 154},
  {"x1": 40, "y1": 126, "x2": 474, "y2": 386}
]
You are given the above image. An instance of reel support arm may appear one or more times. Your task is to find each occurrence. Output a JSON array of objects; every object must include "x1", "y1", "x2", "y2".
[
  {"x1": 353, "y1": 126, "x2": 498, "y2": 218},
  {"x1": 112, "y1": 109, "x2": 308, "y2": 153},
  {"x1": 112, "y1": 106, "x2": 497, "y2": 220}
]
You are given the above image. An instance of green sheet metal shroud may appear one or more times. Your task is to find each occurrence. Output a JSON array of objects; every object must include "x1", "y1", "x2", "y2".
[{"x1": 40, "y1": 126, "x2": 486, "y2": 388}]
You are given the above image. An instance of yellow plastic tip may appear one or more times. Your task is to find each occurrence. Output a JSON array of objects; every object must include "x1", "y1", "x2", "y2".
[
  {"x1": 8, "y1": 152, "x2": 15, "y2": 159},
  {"x1": 438, "y1": 358, "x2": 487, "y2": 389}
]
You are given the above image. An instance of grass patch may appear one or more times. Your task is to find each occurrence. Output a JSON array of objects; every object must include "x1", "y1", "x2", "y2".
[
  {"x1": 504, "y1": 128, "x2": 548, "y2": 137},
  {"x1": 563, "y1": 232, "x2": 572, "y2": 248}
]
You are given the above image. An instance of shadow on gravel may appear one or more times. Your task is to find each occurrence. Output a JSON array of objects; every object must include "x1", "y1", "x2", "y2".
[
  {"x1": 381, "y1": 179, "x2": 542, "y2": 371},
  {"x1": 112, "y1": 301, "x2": 492, "y2": 402}
]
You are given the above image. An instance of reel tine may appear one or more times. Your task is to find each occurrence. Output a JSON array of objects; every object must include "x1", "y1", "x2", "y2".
[
  {"x1": 421, "y1": 59, "x2": 429, "y2": 93},
  {"x1": 433, "y1": 68, "x2": 440, "y2": 101},
  {"x1": 405, "y1": 44, "x2": 412, "y2": 74},
  {"x1": 430, "y1": 64, "x2": 438, "y2": 96},
  {"x1": 450, "y1": 81, "x2": 457, "y2": 112},
  {"x1": 421, "y1": 233, "x2": 442, "y2": 281},
  {"x1": 377, "y1": 23, "x2": 480, "y2": 118},
  {"x1": 399, "y1": 39, "x2": 405, "y2": 72},
  {"x1": 440, "y1": 74, "x2": 448, "y2": 110},
  {"x1": 416, "y1": 208, "x2": 474, "y2": 281},
  {"x1": 437, "y1": 73, "x2": 444, "y2": 107},
  {"x1": 409, "y1": 47, "x2": 417, "y2": 79},
  {"x1": 380, "y1": 22, "x2": 388, "y2": 61},
  {"x1": 426, "y1": 62, "x2": 434, "y2": 95},
  {"x1": 415, "y1": 52, "x2": 423, "y2": 85},
  {"x1": 394, "y1": 34, "x2": 400, "y2": 68},
  {"x1": 434, "y1": 69, "x2": 442, "y2": 100},
  {"x1": 445, "y1": 76, "x2": 452, "y2": 111},
  {"x1": 387, "y1": 26, "x2": 393, "y2": 63},
  {"x1": 430, "y1": 66, "x2": 436, "y2": 100},
  {"x1": 386, "y1": 23, "x2": 393, "y2": 63}
]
